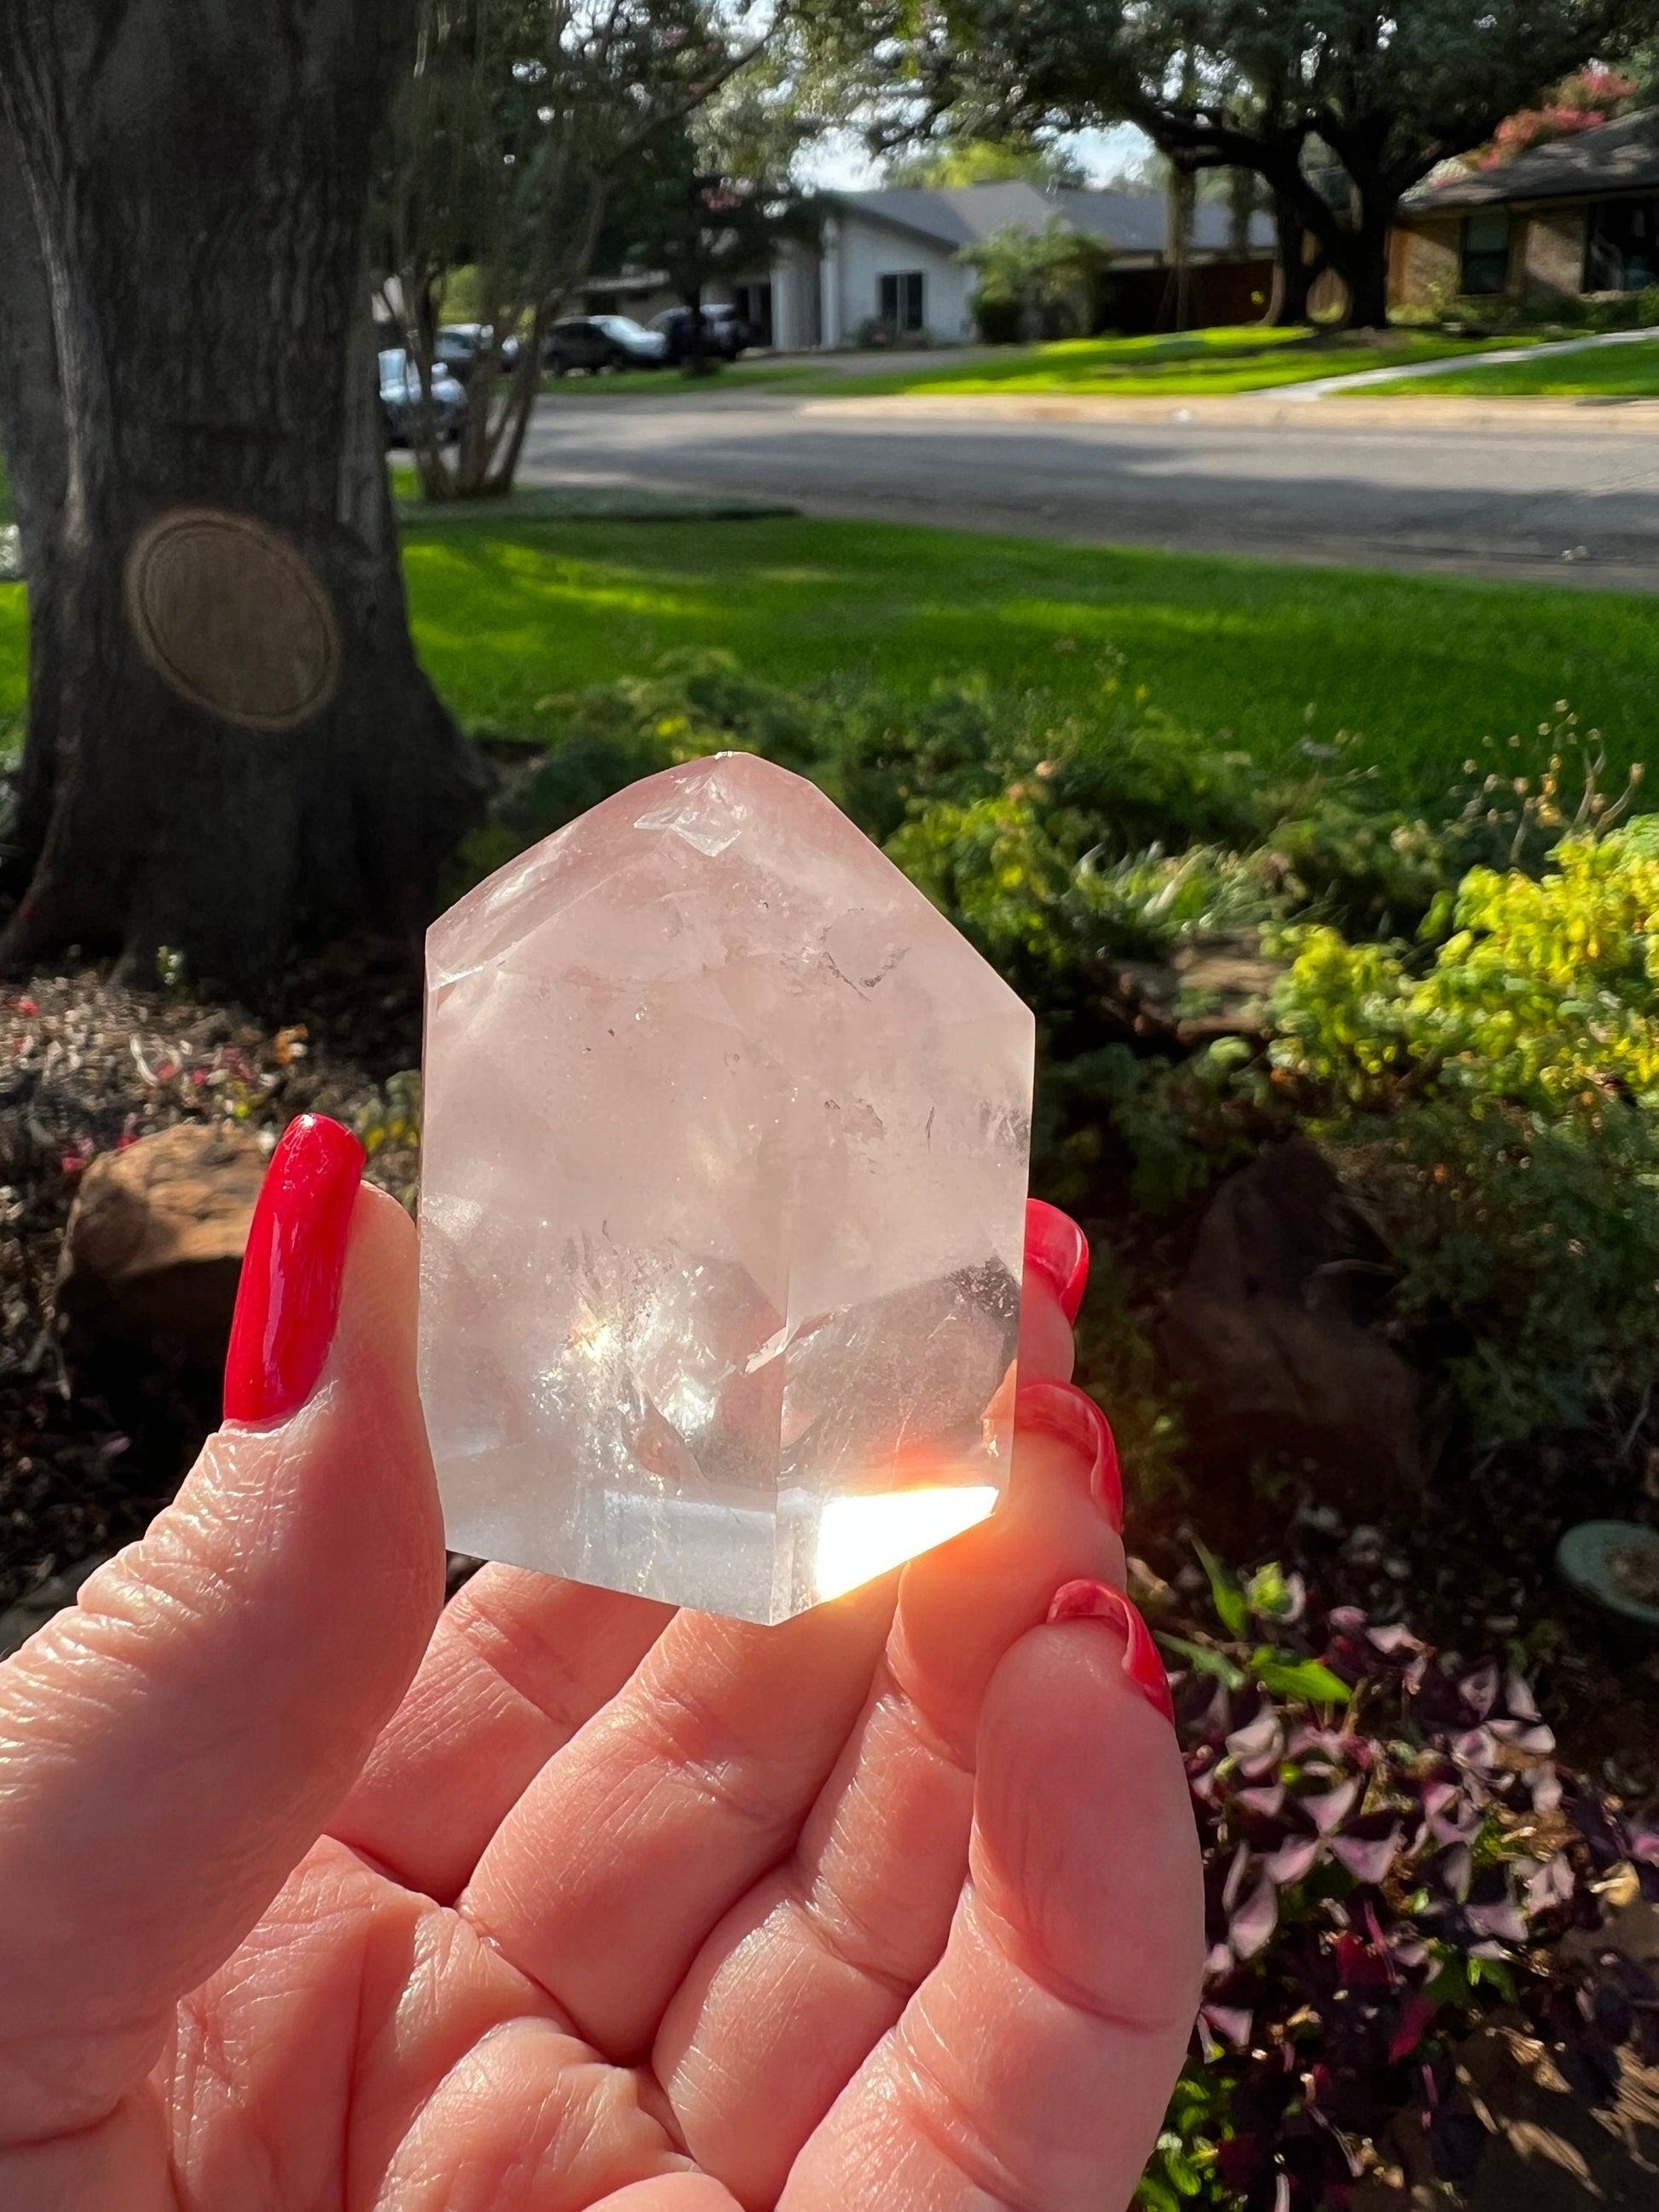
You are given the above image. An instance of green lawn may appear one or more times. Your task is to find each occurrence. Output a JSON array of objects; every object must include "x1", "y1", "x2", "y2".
[
  {"x1": 394, "y1": 513, "x2": 1658, "y2": 809},
  {"x1": 2, "y1": 511, "x2": 1651, "y2": 806},
  {"x1": 539, "y1": 326, "x2": 1532, "y2": 403},
  {"x1": 1372, "y1": 333, "x2": 1659, "y2": 398}
]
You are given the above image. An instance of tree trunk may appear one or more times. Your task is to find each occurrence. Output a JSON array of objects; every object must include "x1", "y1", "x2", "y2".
[
  {"x1": 0, "y1": 0, "x2": 481, "y2": 989},
  {"x1": 1268, "y1": 193, "x2": 1323, "y2": 326},
  {"x1": 1340, "y1": 204, "x2": 1396, "y2": 330},
  {"x1": 0, "y1": 112, "x2": 67, "y2": 891},
  {"x1": 1166, "y1": 162, "x2": 1196, "y2": 332}
]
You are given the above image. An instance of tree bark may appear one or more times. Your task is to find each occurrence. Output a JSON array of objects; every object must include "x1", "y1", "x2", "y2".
[
  {"x1": 1336, "y1": 195, "x2": 1399, "y2": 331},
  {"x1": 0, "y1": 112, "x2": 68, "y2": 888},
  {"x1": 1268, "y1": 193, "x2": 1323, "y2": 326},
  {"x1": 0, "y1": 0, "x2": 481, "y2": 989}
]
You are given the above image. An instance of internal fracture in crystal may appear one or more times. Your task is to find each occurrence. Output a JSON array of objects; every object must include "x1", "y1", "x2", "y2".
[{"x1": 419, "y1": 752, "x2": 1034, "y2": 1623}]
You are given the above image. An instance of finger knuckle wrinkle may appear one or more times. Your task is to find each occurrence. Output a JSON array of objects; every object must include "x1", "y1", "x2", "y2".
[
  {"x1": 630, "y1": 1688, "x2": 788, "y2": 1841},
  {"x1": 979, "y1": 1891, "x2": 1197, "y2": 2042},
  {"x1": 890, "y1": 2030, "x2": 1049, "y2": 2212},
  {"x1": 795, "y1": 1878, "x2": 918, "y2": 2007},
  {"x1": 449, "y1": 1596, "x2": 588, "y2": 1735}
]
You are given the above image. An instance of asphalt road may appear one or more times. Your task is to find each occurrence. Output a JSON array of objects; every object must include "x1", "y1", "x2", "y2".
[{"x1": 518, "y1": 388, "x2": 1659, "y2": 592}]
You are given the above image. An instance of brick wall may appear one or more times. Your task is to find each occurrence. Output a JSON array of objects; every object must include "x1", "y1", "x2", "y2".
[
  {"x1": 1389, "y1": 218, "x2": 1461, "y2": 309},
  {"x1": 1522, "y1": 205, "x2": 1586, "y2": 299}
]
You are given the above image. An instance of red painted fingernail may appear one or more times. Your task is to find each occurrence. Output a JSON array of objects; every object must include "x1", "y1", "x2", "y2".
[
  {"x1": 1024, "y1": 1198, "x2": 1089, "y2": 1324},
  {"x1": 1015, "y1": 1378, "x2": 1123, "y2": 1531},
  {"x1": 1046, "y1": 1580, "x2": 1173, "y2": 1722},
  {"x1": 223, "y1": 1114, "x2": 365, "y2": 1426}
]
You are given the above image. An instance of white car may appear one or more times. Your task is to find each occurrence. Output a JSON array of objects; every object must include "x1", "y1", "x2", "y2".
[{"x1": 378, "y1": 350, "x2": 467, "y2": 444}]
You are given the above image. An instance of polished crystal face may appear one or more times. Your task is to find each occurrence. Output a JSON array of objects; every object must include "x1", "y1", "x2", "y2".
[{"x1": 418, "y1": 752, "x2": 1034, "y2": 1623}]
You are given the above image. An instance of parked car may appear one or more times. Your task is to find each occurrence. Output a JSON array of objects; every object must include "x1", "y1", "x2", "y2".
[
  {"x1": 378, "y1": 349, "x2": 467, "y2": 445},
  {"x1": 542, "y1": 315, "x2": 668, "y2": 374},
  {"x1": 650, "y1": 303, "x2": 748, "y2": 364},
  {"x1": 434, "y1": 321, "x2": 522, "y2": 378}
]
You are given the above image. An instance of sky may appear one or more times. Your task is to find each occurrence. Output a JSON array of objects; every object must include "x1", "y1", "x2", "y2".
[{"x1": 798, "y1": 120, "x2": 1153, "y2": 190}]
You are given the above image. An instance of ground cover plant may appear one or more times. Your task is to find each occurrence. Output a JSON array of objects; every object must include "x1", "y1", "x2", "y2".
[{"x1": 1139, "y1": 1547, "x2": 1659, "y2": 2209}]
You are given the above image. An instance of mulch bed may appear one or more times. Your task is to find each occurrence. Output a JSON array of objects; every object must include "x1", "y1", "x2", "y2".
[{"x1": 0, "y1": 942, "x2": 421, "y2": 1614}]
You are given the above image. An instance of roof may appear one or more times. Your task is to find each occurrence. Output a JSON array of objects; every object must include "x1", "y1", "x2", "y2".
[
  {"x1": 826, "y1": 181, "x2": 1274, "y2": 258},
  {"x1": 1404, "y1": 107, "x2": 1659, "y2": 212}
]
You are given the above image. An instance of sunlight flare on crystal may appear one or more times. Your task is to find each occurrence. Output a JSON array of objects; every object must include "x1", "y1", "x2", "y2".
[{"x1": 814, "y1": 1485, "x2": 1001, "y2": 1603}]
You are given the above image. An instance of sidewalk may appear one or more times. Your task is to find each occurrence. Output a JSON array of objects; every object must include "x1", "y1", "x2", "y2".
[
  {"x1": 801, "y1": 390, "x2": 1659, "y2": 433},
  {"x1": 1268, "y1": 321, "x2": 1659, "y2": 400}
]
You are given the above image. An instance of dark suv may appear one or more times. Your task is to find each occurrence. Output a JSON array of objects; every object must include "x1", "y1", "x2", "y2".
[
  {"x1": 542, "y1": 315, "x2": 668, "y2": 374},
  {"x1": 650, "y1": 303, "x2": 749, "y2": 363}
]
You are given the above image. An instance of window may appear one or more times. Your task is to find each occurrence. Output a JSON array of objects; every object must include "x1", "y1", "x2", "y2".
[
  {"x1": 879, "y1": 270, "x2": 925, "y2": 333},
  {"x1": 1585, "y1": 196, "x2": 1659, "y2": 291},
  {"x1": 1460, "y1": 209, "x2": 1512, "y2": 297}
]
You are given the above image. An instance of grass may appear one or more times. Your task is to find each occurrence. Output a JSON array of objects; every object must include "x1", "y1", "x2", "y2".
[
  {"x1": 535, "y1": 325, "x2": 1534, "y2": 403},
  {"x1": 1374, "y1": 332, "x2": 1659, "y2": 398},
  {"x1": 390, "y1": 512, "x2": 1658, "y2": 810},
  {"x1": 3, "y1": 507, "x2": 1653, "y2": 806}
]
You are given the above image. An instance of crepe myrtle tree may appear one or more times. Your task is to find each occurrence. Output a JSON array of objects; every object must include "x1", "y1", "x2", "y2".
[
  {"x1": 382, "y1": 0, "x2": 777, "y2": 499},
  {"x1": 863, "y1": 0, "x2": 1659, "y2": 327},
  {"x1": 0, "y1": 0, "x2": 480, "y2": 990},
  {"x1": 598, "y1": 107, "x2": 813, "y2": 373}
]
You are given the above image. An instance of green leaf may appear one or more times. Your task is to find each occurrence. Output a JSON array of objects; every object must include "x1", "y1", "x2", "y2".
[
  {"x1": 1162, "y1": 2143, "x2": 1204, "y2": 2194},
  {"x1": 1243, "y1": 1561, "x2": 1294, "y2": 1620},
  {"x1": 1194, "y1": 1538, "x2": 1250, "y2": 1638},
  {"x1": 1157, "y1": 1632, "x2": 1247, "y2": 1690},
  {"x1": 1469, "y1": 1955, "x2": 1517, "y2": 2003},
  {"x1": 1249, "y1": 1651, "x2": 1352, "y2": 1704},
  {"x1": 1134, "y1": 2177, "x2": 1182, "y2": 2212}
]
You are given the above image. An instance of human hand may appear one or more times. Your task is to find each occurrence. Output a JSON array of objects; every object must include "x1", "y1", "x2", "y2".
[{"x1": 0, "y1": 1116, "x2": 1202, "y2": 2211}]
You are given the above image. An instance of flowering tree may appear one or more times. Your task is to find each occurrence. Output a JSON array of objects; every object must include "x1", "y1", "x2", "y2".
[{"x1": 1480, "y1": 63, "x2": 1639, "y2": 168}]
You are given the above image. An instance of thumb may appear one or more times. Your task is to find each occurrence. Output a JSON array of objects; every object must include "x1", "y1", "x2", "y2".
[{"x1": 0, "y1": 1117, "x2": 444, "y2": 2146}]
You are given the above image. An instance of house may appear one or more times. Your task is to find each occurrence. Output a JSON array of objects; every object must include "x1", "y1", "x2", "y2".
[
  {"x1": 581, "y1": 182, "x2": 1276, "y2": 349},
  {"x1": 1392, "y1": 108, "x2": 1659, "y2": 309}
]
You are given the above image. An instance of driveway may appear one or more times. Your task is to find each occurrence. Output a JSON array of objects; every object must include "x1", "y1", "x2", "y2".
[{"x1": 517, "y1": 388, "x2": 1659, "y2": 592}]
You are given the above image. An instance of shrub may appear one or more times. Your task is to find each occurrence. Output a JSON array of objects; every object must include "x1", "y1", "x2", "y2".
[
  {"x1": 456, "y1": 658, "x2": 1659, "y2": 1445},
  {"x1": 958, "y1": 218, "x2": 1114, "y2": 340},
  {"x1": 1265, "y1": 819, "x2": 1659, "y2": 1436}
]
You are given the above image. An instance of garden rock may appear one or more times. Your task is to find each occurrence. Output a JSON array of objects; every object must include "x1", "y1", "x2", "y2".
[
  {"x1": 1161, "y1": 1136, "x2": 1431, "y2": 1498},
  {"x1": 1102, "y1": 929, "x2": 1282, "y2": 1048},
  {"x1": 55, "y1": 1121, "x2": 266, "y2": 1375}
]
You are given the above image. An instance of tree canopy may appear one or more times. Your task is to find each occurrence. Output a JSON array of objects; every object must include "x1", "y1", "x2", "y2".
[
  {"x1": 861, "y1": 0, "x2": 1659, "y2": 323},
  {"x1": 883, "y1": 133, "x2": 1087, "y2": 187}
]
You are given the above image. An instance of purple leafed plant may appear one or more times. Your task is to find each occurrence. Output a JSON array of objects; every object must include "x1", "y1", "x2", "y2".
[{"x1": 1153, "y1": 1548, "x2": 1659, "y2": 2210}]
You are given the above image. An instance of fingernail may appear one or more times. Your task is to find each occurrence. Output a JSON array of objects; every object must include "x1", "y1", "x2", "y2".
[
  {"x1": 1015, "y1": 1378, "x2": 1123, "y2": 1531},
  {"x1": 1046, "y1": 1580, "x2": 1173, "y2": 1722},
  {"x1": 223, "y1": 1114, "x2": 365, "y2": 1426},
  {"x1": 1024, "y1": 1198, "x2": 1089, "y2": 1324}
]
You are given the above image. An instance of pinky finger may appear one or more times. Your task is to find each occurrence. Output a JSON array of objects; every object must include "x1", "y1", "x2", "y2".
[{"x1": 780, "y1": 1590, "x2": 1203, "y2": 2212}]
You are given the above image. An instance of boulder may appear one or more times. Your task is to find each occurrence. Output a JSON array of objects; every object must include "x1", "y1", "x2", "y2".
[
  {"x1": 1102, "y1": 929, "x2": 1282, "y2": 1048},
  {"x1": 55, "y1": 1121, "x2": 267, "y2": 1373},
  {"x1": 1160, "y1": 1136, "x2": 1432, "y2": 1498}
]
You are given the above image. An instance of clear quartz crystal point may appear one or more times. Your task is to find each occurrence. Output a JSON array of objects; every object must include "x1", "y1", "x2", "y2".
[{"x1": 418, "y1": 751, "x2": 1034, "y2": 1624}]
